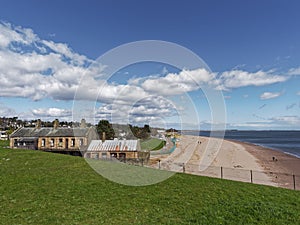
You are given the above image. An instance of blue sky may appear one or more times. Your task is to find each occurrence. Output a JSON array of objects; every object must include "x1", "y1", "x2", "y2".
[{"x1": 0, "y1": 0, "x2": 300, "y2": 130}]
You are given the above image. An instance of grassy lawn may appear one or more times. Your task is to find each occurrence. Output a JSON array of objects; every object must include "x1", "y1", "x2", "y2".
[
  {"x1": 0, "y1": 140, "x2": 9, "y2": 148},
  {"x1": 0, "y1": 148, "x2": 299, "y2": 224},
  {"x1": 141, "y1": 138, "x2": 166, "y2": 150}
]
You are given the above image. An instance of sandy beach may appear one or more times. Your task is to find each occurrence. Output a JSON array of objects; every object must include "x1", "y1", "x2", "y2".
[{"x1": 150, "y1": 135, "x2": 300, "y2": 189}]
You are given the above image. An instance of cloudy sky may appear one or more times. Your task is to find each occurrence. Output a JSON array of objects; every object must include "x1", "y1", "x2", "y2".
[{"x1": 0, "y1": 0, "x2": 300, "y2": 130}]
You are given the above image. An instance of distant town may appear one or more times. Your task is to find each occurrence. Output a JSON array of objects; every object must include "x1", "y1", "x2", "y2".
[{"x1": 1, "y1": 116, "x2": 179, "y2": 162}]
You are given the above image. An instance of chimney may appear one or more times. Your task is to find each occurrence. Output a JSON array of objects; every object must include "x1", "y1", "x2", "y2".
[
  {"x1": 80, "y1": 118, "x2": 86, "y2": 128},
  {"x1": 53, "y1": 119, "x2": 59, "y2": 129},
  {"x1": 36, "y1": 119, "x2": 41, "y2": 129},
  {"x1": 102, "y1": 132, "x2": 106, "y2": 142}
]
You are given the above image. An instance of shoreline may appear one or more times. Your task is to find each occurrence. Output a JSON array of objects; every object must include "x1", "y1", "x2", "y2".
[
  {"x1": 151, "y1": 135, "x2": 300, "y2": 189},
  {"x1": 225, "y1": 138, "x2": 300, "y2": 159},
  {"x1": 229, "y1": 139, "x2": 300, "y2": 189},
  {"x1": 224, "y1": 139, "x2": 300, "y2": 175}
]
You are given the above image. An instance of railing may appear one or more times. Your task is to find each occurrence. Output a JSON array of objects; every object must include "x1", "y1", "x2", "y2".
[
  {"x1": 92, "y1": 157, "x2": 299, "y2": 191},
  {"x1": 155, "y1": 161, "x2": 300, "y2": 191}
]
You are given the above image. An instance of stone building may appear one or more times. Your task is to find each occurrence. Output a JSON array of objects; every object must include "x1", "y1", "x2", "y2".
[
  {"x1": 9, "y1": 119, "x2": 99, "y2": 155},
  {"x1": 85, "y1": 139, "x2": 149, "y2": 161}
]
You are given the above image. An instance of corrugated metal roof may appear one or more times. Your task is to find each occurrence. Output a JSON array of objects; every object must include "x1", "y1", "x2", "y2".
[
  {"x1": 87, "y1": 140, "x2": 139, "y2": 152},
  {"x1": 10, "y1": 127, "x2": 91, "y2": 138}
]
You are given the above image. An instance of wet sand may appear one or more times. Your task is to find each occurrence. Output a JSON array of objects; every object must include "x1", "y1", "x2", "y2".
[{"x1": 232, "y1": 140, "x2": 300, "y2": 189}]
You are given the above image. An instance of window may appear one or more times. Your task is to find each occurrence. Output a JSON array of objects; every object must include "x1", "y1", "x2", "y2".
[
  {"x1": 71, "y1": 138, "x2": 75, "y2": 147},
  {"x1": 102, "y1": 152, "x2": 107, "y2": 159},
  {"x1": 79, "y1": 138, "x2": 84, "y2": 146},
  {"x1": 58, "y1": 138, "x2": 63, "y2": 147},
  {"x1": 14, "y1": 139, "x2": 18, "y2": 147},
  {"x1": 50, "y1": 139, "x2": 54, "y2": 147},
  {"x1": 41, "y1": 139, "x2": 45, "y2": 147}
]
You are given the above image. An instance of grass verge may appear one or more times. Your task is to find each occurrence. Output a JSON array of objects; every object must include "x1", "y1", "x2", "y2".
[{"x1": 141, "y1": 138, "x2": 166, "y2": 151}]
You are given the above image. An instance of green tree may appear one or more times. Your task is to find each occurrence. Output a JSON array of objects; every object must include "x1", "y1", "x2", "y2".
[
  {"x1": 129, "y1": 124, "x2": 151, "y2": 139},
  {"x1": 144, "y1": 124, "x2": 151, "y2": 133},
  {"x1": 97, "y1": 120, "x2": 115, "y2": 140}
]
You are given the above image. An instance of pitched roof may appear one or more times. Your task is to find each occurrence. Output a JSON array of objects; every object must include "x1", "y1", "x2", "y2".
[
  {"x1": 10, "y1": 127, "x2": 92, "y2": 138},
  {"x1": 87, "y1": 139, "x2": 140, "y2": 152}
]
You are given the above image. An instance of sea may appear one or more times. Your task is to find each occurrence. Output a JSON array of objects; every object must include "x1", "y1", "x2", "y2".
[{"x1": 181, "y1": 130, "x2": 300, "y2": 159}]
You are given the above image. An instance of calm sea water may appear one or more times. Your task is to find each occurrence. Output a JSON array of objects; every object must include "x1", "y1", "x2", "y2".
[{"x1": 181, "y1": 130, "x2": 300, "y2": 158}]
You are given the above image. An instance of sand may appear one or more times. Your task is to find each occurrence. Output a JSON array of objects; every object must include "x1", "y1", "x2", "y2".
[{"x1": 150, "y1": 135, "x2": 300, "y2": 189}]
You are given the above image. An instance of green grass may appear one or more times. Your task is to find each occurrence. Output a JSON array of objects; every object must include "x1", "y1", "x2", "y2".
[
  {"x1": 0, "y1": 140, "x2": 9, "y2": 148},
  {"x1": 141, "y1": 138, "x2": 166, "y2": 150},
  {"x1": 0, "y1": 148, "x2": 299, "y2": 225}
]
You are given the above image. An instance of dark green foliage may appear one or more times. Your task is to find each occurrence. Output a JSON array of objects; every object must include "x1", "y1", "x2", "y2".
[
  {"x1": 129, "y1": 124, "x2": 151, "y2": 139},
  {"x1": 143, "y1": 124, "x2": 151, "y2": 133},
  {"x1": 0, "y1": 148, "x2": 299, "y2": 225},
  {"x1": 96, "y1": 120, "x2": 115, "y2": 140},
  {"x1": 166, "y1": 128, "x2": 178, "y2": 133}
]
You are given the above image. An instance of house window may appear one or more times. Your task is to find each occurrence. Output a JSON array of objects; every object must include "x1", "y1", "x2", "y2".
[
  {"x1": 102, "y1": 152, "x2": 107, "y2": 159},
  {"x1": 58, "y1": 138, "x2": 63, "y2": 147},
  {"x1": 50, "y1": 139, "x2": 55, "y2": 147},
  {"x1": 71, "y1": 138, "x2": 75, "y2": 147},
  {"x1": 14, "y1": 139, "x2": 18, "y2": 147},
  {"x1": 41, "y1": 139, "x2": 45, "y2": 147},
  {"x1": 79, "y1": 138, "x2": 84, "y2": 146}
]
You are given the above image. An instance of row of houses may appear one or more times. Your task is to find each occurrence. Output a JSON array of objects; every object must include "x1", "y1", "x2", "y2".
[
  {"x1": 9, "y1": 119, "x2": 149, "y2": 161},
  {"x1": 0, "y1": 131, "x2": 8, "y2": 140}
]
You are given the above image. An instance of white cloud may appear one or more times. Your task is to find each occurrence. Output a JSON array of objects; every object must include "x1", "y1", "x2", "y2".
[
  {"x1": 231, "y1": 122, "x2": 273, "y2": 128},
  {"x1": 0, "y1": 21, "x2": 104, "y2": 101},
  {"x1": 32, "y1": 108, "x2": 71, "y2": 118},
  {"x1": 219, "y1": 70, "x2": 287, "y2": 90},
  {"x1": 0, "y1": 103, "x2": 17, "y2": 117},
  {"x1": 41, "y1": 40, "x2": 89, "y2": 66},
  {"x1": 2, "y1": 21, "x2": 300, "y2": 126},
  {"x1": 141, "y1": 68, "x2": 218, "y2": 96},
  {"x1": 288, "y1": 67, "x2": 300, "y2": 76},
  {"x1": 229, "y1": 115, "x2": 300, "y2": 130},
  {"x1": 297, "y1": 91, "x2": 300, "y2": 96},
  {"x1": 0, "y1": 22, "x2": 37, "y2": 48},
  {"x1": 272, "y1": 116, "x2": 300, "y2": 126},
  {"x1": 260, "y1": 91, "x2": 283, "y2": 100},
  {"x1": 94, "y1": 96, "x2": 178, "y2": 125}
]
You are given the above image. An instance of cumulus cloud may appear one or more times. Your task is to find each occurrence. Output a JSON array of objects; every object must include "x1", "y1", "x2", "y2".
[
  {"x1": 94, "y1": 96, "x2": 179, "y2": 125},
  {"x1": 260, "y1": 91, "x2": 283, "y2": 100},
  {"x1": 141, "y1": 68, "x2": 219, "y2": 95},
  {"x1": 2, "y1": 21, "x2": 300, "y2": 126},
  {"x1": 0, "y1": 21, "x2": 104, "y2": 101},
  {"x1": 0, "y1": 22, "x2": 37, "y2": 48},
  {"x1": 219, "y1": 70, "x2": 287, "y2": 90},
  {"x1": 32, "y1": 108, "x2": 71, "y2": 118}
]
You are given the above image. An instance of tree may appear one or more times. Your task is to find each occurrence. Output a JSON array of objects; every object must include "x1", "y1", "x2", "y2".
[
  {"x1": 129, "y1": 124, "x2": 151, "y2": 139},
  {"x1": 144, "y1": 124, "x2": 151, "y2": 133},
  {"x1": 97, "y1": 120, "x2": 115, "y2": 140}
]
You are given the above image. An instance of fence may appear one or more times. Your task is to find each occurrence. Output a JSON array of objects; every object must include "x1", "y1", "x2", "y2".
[
  {"x1": 154, "y1": 161, "x2": 300, "y2": 191},
  {"x1": 94, "y1": 157, "x2": 300, "y2": 190}
]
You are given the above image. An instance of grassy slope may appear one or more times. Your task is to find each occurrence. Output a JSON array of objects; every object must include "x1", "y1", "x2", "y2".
[
  {"x1": 0, "y1": 148, "x2": 299, "y2": 225},
  {"x1": 141, "y1": 138, "x2": 165, "y2": 150},
  {"x1": 0, "y1": 140, "x2": 9, "y2": 148}
]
